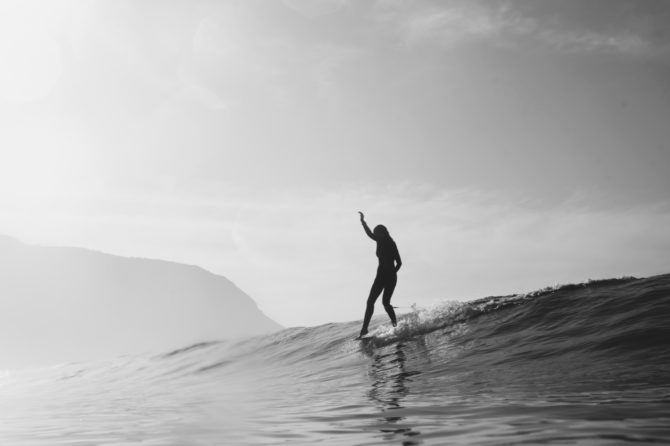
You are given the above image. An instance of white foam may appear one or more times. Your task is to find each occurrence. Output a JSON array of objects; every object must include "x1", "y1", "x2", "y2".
[{"x1": 365, "y1": 301, "x2": 471, "y2": 345}]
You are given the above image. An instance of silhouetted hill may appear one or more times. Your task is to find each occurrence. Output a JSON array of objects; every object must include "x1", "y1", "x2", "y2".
[{"x1": 0, "y1": 235, "x2": 281, "y2": 368}]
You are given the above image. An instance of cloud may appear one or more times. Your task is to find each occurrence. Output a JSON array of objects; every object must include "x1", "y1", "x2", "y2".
[
  {"x1": 377, "y1": 0, "x2": 667, "y2": 56},
  {"x1": 398, "y1": 3, "x2": 519, "y2": 47},
  {"x1": 282, "y1": 0, "x2": 348, "y2": 18},
  {"x1": 536, "y1": 28, "x2": 649, "y2": 54}
]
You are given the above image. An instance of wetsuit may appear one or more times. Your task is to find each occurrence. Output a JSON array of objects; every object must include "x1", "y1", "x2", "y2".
[{"x1": 361, "y1": 221, "x2": 401, "y2": 335}]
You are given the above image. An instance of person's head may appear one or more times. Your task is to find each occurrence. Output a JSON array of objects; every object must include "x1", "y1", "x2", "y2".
[{"x1": 373, "y1": 224, "x2": 390, "y2": 239}]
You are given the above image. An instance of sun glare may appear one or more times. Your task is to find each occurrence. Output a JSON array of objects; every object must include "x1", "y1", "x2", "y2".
[{"x1": 0, "y1": 1, "x2": 65, "y2": 103}]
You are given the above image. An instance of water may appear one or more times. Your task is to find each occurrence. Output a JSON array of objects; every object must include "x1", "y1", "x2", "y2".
[{"x1": 2, "y1": 274, "x2": 670, "y2": 445}]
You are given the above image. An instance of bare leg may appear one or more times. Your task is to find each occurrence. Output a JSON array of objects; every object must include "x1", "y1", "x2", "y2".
[
  {"x1": 361, "y1": 276, "x2": 384, "y2": 336},
  {"x1": 382, "y1": 274, "x2": 398, "y2": 326}
]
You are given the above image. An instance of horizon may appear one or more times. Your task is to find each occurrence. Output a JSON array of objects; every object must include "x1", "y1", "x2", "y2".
[
  {"x1": 1, "y1": 0, "x2": 669, "y2": 328},
  {"x1": 4, "y1": 231, "x2": 665, "y2": 328}
]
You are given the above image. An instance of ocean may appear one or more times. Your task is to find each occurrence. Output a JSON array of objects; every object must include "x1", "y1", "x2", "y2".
[{"x1": 1, "y1": 274, "x2": 669, "y2": 445}]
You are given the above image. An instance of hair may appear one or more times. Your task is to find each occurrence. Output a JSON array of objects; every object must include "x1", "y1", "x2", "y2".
[{"x1": 373, "y1": 224, "x2": 391, "y2": 240}]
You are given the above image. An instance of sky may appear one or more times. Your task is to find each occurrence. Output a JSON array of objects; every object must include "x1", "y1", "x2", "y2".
[{"x1": 0, "y1": 0, "x2": 669, "y2": 327}]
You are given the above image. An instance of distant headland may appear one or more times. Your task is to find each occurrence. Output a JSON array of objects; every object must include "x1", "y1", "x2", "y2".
[{"x1": 0, "y1": 235, "x2": 281, "y2": 368}]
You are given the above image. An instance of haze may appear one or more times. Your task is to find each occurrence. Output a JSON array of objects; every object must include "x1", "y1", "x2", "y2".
[{"x1": 1, "y1": 0, "x2": 668, "y2": 327}]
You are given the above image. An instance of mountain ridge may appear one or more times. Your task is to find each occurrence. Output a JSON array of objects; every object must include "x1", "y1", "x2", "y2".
[{"x1": 0, "y1": 235, "x2": 281, "y2": 368}]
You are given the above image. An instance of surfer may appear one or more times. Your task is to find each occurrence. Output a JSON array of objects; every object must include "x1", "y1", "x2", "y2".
[{"x1": 358, "y1": 211, "x2": 401, "y2": 338}]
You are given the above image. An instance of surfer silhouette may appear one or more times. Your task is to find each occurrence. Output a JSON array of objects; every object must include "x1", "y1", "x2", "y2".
[{"x1": 358, "y1": 211, "x2": 401, "y2": 338}]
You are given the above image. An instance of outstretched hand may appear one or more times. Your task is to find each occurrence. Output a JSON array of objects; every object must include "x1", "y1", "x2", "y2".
[{"x1": 358, "y1": 211, "x2": 365, "y2": 222}]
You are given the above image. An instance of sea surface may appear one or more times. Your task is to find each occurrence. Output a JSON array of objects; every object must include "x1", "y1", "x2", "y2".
[{"x1": 1, "y1": 274, "x2": 669, "y2": 445}]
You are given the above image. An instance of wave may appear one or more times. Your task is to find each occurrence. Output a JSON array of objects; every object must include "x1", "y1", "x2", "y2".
[
  {"x1": 9, "y1": 273, "x2": 666, "y2": 391},
  {"x1": 142, "y1": 273, "x2": 670, "y2": 387},
  {"x1": 4, "y1": 273, "x2": 670, "y2": 445}
]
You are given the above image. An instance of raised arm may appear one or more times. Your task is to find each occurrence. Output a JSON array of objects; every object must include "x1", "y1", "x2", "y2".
[{"x1": 358, "y1": 211, "x2": 376, "y2": 240}]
